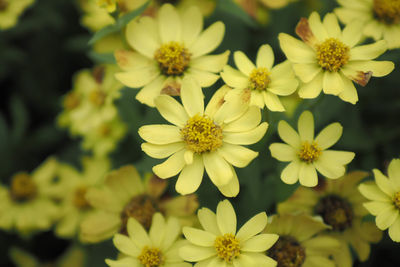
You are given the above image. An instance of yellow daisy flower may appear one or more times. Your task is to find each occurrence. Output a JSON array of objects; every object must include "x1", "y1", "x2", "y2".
[
  {"x1": 279, "y1": 12, "x2": 394, "y2": 104},
  {"x1": 180, "y1": 199, "x2": 278, "y2": 266},
  {"x1": 106, "y1": 213, "x2": 191, "y2": 267},
  {"x1": 139, "y1": 77, "x2": 268, "y2": 197},
  {"x1": 335, "y1": 0, "x2": 400, "y2": 49},
  {"x1": 0, "y1": 0, "x2": 34, "y2": 30},
  {"x1": 0, "y1": 158, "x2": 60, "y2": 234},
  {"x1": 54, "y1": 157, "x2": 110, "y2": 241},
  {"x1": 80, "y1": 165, "x2": 199, "y2": 243},
  {"x1": 358, "y1": 158, "x2": 400, "y2": 242},
  {"x1": 278, "y1": 171, "x2": 382, "y2": 267},
  {"x1": 115, "y1": 3, "x2": 229, "y2": 107},
  {"x1": 264, "y1": 213, "x2": 340, "y2": 267},
  {"x1": 221, "y1": 45, "x2": 298, "y2": 111},
  {"x1": 269, "y1": 110, "x2": 355, "y2": 187}
]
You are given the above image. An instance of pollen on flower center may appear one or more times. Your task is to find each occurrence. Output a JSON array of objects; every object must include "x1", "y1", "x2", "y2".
[
  {"x1": 120, "y1": 194, "x2": 159, "y2": 234},
  {"x1": 89, "y1": 89, "x2": 107, "y2": 106},
  {"x1": 268, "y1": 236, "x2": 306, "y2": 267},
  {"x1": 138, "y1": 246, "x2": 165, "y2": 267},
  {"x1": 315, "y1": 195, "x2": 354, "y2": 231},
  {"x1": 73, "y1": 186, "x2": 91, "y2": 209},
  {"x1": 63, "y1": 92, "x2": 80, "y2": 110},
  {"x1": 181, "y1": 114, "x2": 223, "y2": 154},
  {"x1": 373, "y1": 0, "x2": 400, "y2": 25},
  {"x1": 298, "y1": 141, "x2": 321, "y2": 163},
  {"x1": 9, "y1": 173, "x2": 37, "y2": 202},
  {"x1": 249, "y1": 67, "x2": 271, "y2": 91},
  {"x1": 316, "y1": 38, "x2": 350, "y2": 72},
  {"x1": 214, "y1": 233, "x2": 241, "y2": 263},
  {"x1": 393, "y1": 191, "x2": 400, "y2": 210},
  {"x1": 154, "y1": 42, "x2": 191, "y2": 76}
]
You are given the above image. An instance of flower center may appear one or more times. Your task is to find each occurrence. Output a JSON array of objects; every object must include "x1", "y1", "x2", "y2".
[
  {"x1": 0, "y1": 0, "x2": 8, "y2": 11},
  {"x1": 214, "y1": 233, "x2": 241, "y2": 263},
  {"x1": 298, "y1": 141, "x2": 321, "y2": 163},
  {"x1": 315, "y1": 195, "x2": 354, "y2": 231},
  {"x1": 9, "y1": 173, "x2": 37, "y2": 202},
  {"x1": 316, "y1": 38, "x2": 350, "y2": 72},
  {"x1": 73, "y1": 186, "x2": 91, "y2": 210},
  {"x1": 63, "y1": 92, "x2": 80, "y2": 110},
  {"x1": 154, "y1": 42, "x2": 191, "y2": 76},
  {"x1": 89, "y1": 89, "x2": 107, "y2": 106},
  {"x1": 249, "y1": 67, "x2": 271, "y2": 91},
  {"x1": 373, "y1": 0, "x2": 400, "y2": 24},
  {"x1": 138, "y1": 246, "x2": 164, "y2": 267},
  {"x1": 393, "y1": 191, "x2": 400, "y2": 210},
  {"x1": 267, "y1": 236, "x2": 306, "y2": 267},
  {"x1": 120, "y1": 194, "x2": 159, "y2": 234},
  {"x1": 181, "y1": 114, "x2": 223, "y2": 154}
]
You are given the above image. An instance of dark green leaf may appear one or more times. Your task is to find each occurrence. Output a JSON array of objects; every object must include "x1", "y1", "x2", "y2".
[{"x1": 217, "y1": 0, "x2": 257, "y2": 28}]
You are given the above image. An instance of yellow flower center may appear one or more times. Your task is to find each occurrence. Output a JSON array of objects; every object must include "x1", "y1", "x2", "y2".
[
  {"x1": 138, "y1": 246, "x2": 164, "y2": 267},
  {"x1": 214, "y1": 234, "x2": 241, "y2": 263},
  {"x1": 0, "y1": 0, "x2": 8, "y2": 11},
  {"x1": 393, "y1": 191, "x2": 400, "y2": 209},
  {"x1": 73, "y1": 186, "x2": 91, "y2": 210},
  {"x1": 268, "y1": 236, "x2": 306, "y2": 267},
  {"x1": 9, "y1": 173, "x2": 37, "y2": 202},
  {"x1": 154, "y1": 42, "x2": 191, "y2": 76},
  {"x1": 89, "y1": 89, "x2": 107, "y2": 106},
  {"x1": 63, "y1": 92, "x2": 81, "y2": 110},
  {"x1": 298, "y1": 141, "x2": 321, "y2": 163},
  {"x1": 316, "y1": 38, "x2": 350, "y2": 72},
  {"x1": 249, "y1": 67, "x2": 271, "y2": 91},
  {"x1": 373, "y1": 0, "x2": 400, "y2": 24},
  {"x1": 120, "y1": 194, "x2": 159, "y2": 234},
  {"x1": 315, "y1": 195, "x2": 354, "y2": 231},
  {"x1": 181, "y1": 114, "x2": 223, "y2": 154}
]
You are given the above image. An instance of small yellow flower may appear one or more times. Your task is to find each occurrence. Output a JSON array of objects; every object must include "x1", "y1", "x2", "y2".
[
  {"x1": 265, "y1": 213, "x2": 340, "y2": 267},
  {"x1": 139, "y1": 77, "x2": 268, "y2": 197},
  {"x1": 279, "y1": 12, "x2": 394, "y2": 104},
  {"x1": 0, "y1": 158, "x2": 60, "y2": 235},
  {"x1": 359, "y1": 158, "x2": 400, "y2": 242},
  {"x1": 97, "y1": 0, "x2": 117, "y2": 13},
  {"x1": 106, "y1": 213, "x2": 191, "y2": 267},
  {"x1": 221, "y1": 45, "x2": 298, "y2": 111},
  {"x1": 269, "y1": 110, "x2": 355, "y2": 187},
  {"x1": 115, "y1": 3, "x2": 229, "y2": 107},
  {"x1": 278, "y1": 171, "x2": 382, "y2": 266},
  {"x1": 180, "y1": 199, "x2": 278, "y2": 266},
  {"x1": 80, "y1": 165, "x2": 199, "y2": 243},
  {"x1": 335, "y1": 0, "x2": 400, "y2": 49},
  {"x1": 0, "y1": 0, "x2": 34, "y2": 30}
]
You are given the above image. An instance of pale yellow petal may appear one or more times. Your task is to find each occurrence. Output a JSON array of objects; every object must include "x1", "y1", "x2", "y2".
[
  {"x1": 139, "y1": 125, "x2": 181, "y2": 144},
  {"x1": 234, "y1": 51, "x2": 256, "y2": 76},
  {"x1": 136, "y1": 75, "x2": 166, "y2": 107},
  {"x1": 236, "y1": 212, "x2": 268, "y2": 242},
  {"x1": 314, "y1": 122, "x2": 343, "y2": 149},
  {"x1": 115, "y1": 67, "x2": 159, "y2": 88},
  {"x1": 241, "y1": 234, "x2": 279, "y2": 252},
  {"x1": 183, "y1": 227, "x2": 216, "y2": 246},
  {"x1": 277, "y1": 120, "x2": 301, "y2": 148},
  {"x1": 190, "y1": 21, "x2": 225, "y2": 58},
  {"x1": 149, "y1": 213, "x2": 166, "y2": 247},
  {"x1": 198, "y1": 208, "x2": 220, "y2": 236},
  {"x1": 281, "y1": 161, "x2": 300, "y2": 184},
  {"x1": 126, "y1": 17, "x2": 160, "y2": 58},
  {"x1": 350, "y1": 40, "x2": 387, "y2": 60},
  {"x1": 158, "y1": 4, "x2": 181, "y2": 43},
  {"x1": 113, "y1": 234, "x2": 140, "y2": 257},
  {"x1": 293, "y1": 63, "x2": 321, "y2": 83},
  {"x1": 220, "y1": 66, "x2": 249, "y2": 89},
  {"x1": 299, "y1": 162, "x2": 318, "y2": 187},
  {"x1": 308, "y1": 12, "x2": 329, "y2": 41},
  {"x1": 263, "y1": 91, "x2": 285, "y2": 112},
  {"x1": 127, "y1": 218, "x2": 151, "y2": 248},
  {"x1": 223, "y1": 106, "x2": 261, "y2": 133},
  {"x1": 181, "y1": 76, "x2": 204, "y2": 117},
  {"x1": 179, "y1": 245, "x2": 216, "y2": 262},
  {"x1": 223, "y1": 122, "x2": 268, "y2": 145},
  {"x1": 343, "y1": 60, "x2": 394, "y2": 77},
  {"x1": 114, "y1": 50, "x2": 153, "y2": 71},
  {"x1": 267, "y1": 79, "x2": 298, "y2": 96},
  {"x1": 373, "y1": 169, "x2": 396, "y2": 196},
  {"x1": 278, "y1": 33, "x2": 316, "y2": 63},
  {"x1": 383, "y1": 26, "x2": 400, "y2": 49},
  {"x1": 217, "y1": 167, "x2": 240, "y2": 197},
  {"x1": 203, "y1": 152, "x2": 233, "y2": 186},
  {"x1": 298, "y1": 110, "x2": 314, "y2": 142},
  {"x1": 269, "y1": 143, "x2": 296, "y2": 162},
  {"x1": 186, "y1": 69, "x2": 220, "y2": 88},
  {"x1": 338, "y1": 73, "x2": 358, "y2": 104},
  {"x1": 322, "y1": 71, "x2": 344, "y2": 95},
  {"x1": 218, "y1": 143, "x2": 258, "y2": 168},
  {"x1": 181, "y1": 6, "x2": 203, "y2": 47},
  {"x1": 314, "y1": 150, "x2": 354, "y2": 178},
  {"x1": 216, "y1": 200, "x2": 237, "y2": 234},
  {"x1": 256, "y1": 44, "x2": 274, "y2": 69},
  {"x1": 298, "y1": 72, "x2": 323, "y2": 99},
  {"x1": 342, "y1": 20, "x2": 363, "y2": 47},
  {"x1": 363, "y1": 201, "x2": 391, "y2": 216},
  {"x1": 176, "y1": 155, "x2": 204, "y2": 195},
  {"x1": 359, "y1": 183, "x2": 390, "y2": 202},
  {"x1": 155, "y1": 95, "x2": 189, "y2": 127},
  {"x1": 153, "y1": 150, "x2": 186, "y2": 178},
  {"x1": 322, "y1": 13, "x2": 341, "y2": 38},
  {"x1": 376, "y1": 206, "x2": 398, "y2": 230},
  {"x1": 388, "y1": 159, "x2": 400, "y2": 189},
  {"x1": 191, "y1": 51, "x2": 230, "y2": 73},
  {"x1": 388, "y1": 218, "x2": 400, "y2": 242}
]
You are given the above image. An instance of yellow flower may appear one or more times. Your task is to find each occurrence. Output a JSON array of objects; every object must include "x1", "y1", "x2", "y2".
[
  {"x1": 97, "y1": 0, "x2": 117, "y2": 13},
  {"x1": 278, "y1": 171, "x2": 382, "y2": 267},
  {"x1": 79, "y1": 0, "x2": 116, "y2": 32},
  {"x1": 264, "y1": 213, "x2": 340, "y2": 267},
  {"x1": 115, "y1": 3, "x2": 229, "y2": 107},
  {"x1": 221, "y1": 45, "x2": 298, "y2": 111},
  {"x1": 269, "y1": 110, "x2": 355, "y2": 187},
  {"x1": 139, "y1": 77, "x2": 268, "y2": 197},
  {"x1": 54, "y1": 157, "x2": 110, "y2": 241},
  {"x1": 180, "y1": 199, "x2": 278, "y2": 266},
  {"x1": 335, "y1": 0, "x2": 400, "y2": 49},
  {"x1": 0, "y1": 0, "x2": 34, "y2": 30},
  {"x1": 279, "y1": 12, "x2": 394, "y2": 104},
  {"x1": 0, "y1": 158, "x2": 60, "y2": 234},
  {"x1": 106, "y1": 213, "x2": 191, "y2": 267},
  {"x1": 80, "y1": 165, "x2": 199, "y2": 243},
  {"x1": 358, "y1": 158, "x2": 400, "y2": 242}
]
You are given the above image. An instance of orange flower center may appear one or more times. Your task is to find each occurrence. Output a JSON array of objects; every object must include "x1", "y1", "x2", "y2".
[
  {"x1": 214, "y1": 234, "x2": 241, "y2": 263},
  {"x1": 138, "y1": 246, "x2": 164, "y2": 267},
  {"x1": 154, "y1": 42, "x2": 191, "y2": 76},
  {"x1": 9, "y1": 173, "x2": 37, "y2": 202},
  {"x1": 268, "y1": 236, "x2": 306, "y2": 267},
  {"x1": 298, "y1": 141, "x2": 321, "y2": 163},
  {"x1": 316, "y1": 38, "x2": 350, "y2": 72},
  {"x1": 373, "y1": 0, "x2": 400, "y2": 24},
  {"x1": 249, "y1": 67, "x2": 271, "y2": 91}
]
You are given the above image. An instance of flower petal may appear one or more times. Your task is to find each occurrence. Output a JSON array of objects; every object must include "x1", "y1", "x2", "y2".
[
  {"x1": 135, "y1": 75, "x2": 166, "y2": 107},
  {"x1": 299, "y1": 162, "x2": 318, "y2": 187},
  {"x1": 139, "y1": 125, "x2": 182, "y2": 144},
  {"x1": 323, "y1": 13, "x2": 341, "y2": 38},
  {"x1": 373, "y1": 169, "x2": 396, "y2": 196},
  {"x1": 141, "y1": 142, "x2": 185, "y2": 159},
  {"x1": 223, "y1": 122, "x2": 268, "y2": 145},
  {"x1": 234, "y1": 51, "x2": 256, "y2": 76},
  {"x1": 314, "y1": 150, "x2": 354, "y2": 178},
  {"x1": 217, "y1": 167, "x2": 240, "y2": 197},
  {"x1": 220, "y1": 66, "x2": 249, "y2": 89},
  {"x1": 241, "y1": 234, "x2": 279, "y2": 252},
  {"x1": 269, "y1": 143, "x2": 296, "y2": 162},
  {"x1": 198, "y1": 208, "x2": 220, "y2": 236},
  {"x1": 281, "y1": 161, "x2": 301, "y2": 184},
  {"x1": 256, "y1": 44, "x2": 274, "y2": 69},
  {"x1": 115, "y1": 67, "x2": 159, "y2": 88},
  {"x1": 263, "y1": 91, "x2": 285, "y2": 112},
  {"x1": 223, "y1": 106, "x2": 261, "y2": 133},
  {"x1": 218, "y1": 143, "x2": 258, "y2": 168},
  {"x1": 176, "y1": 155, "x2": 204, "y2": 195},
  {"x1": 338, "y1": 73, "x2": 358, "y2": 104},
  {"x1": 153, "y1": 150, "x2": 186, "y2": 179},
  {"x1": 127, "y1": 218, "x2": 151, "y2": 248},
  {"x1": 322, "y1": 71, "x2": 344, "y2": 95},
  {"x1": 149, "y1": 213, "x2": 166, "y2": 247},
  {"x1": 342, "y1": 20, "x2": 363, "y2": 48},
  {"x1": 350, "y1": 40, "x2": 388, "y2": 60},
  {"x1": 359, "y1": 183, "x2": 390, "y2": 202},
  {"x1": 126, "y1": 17, "x2": 160, "y2": 58},
  {"x1": 190, "y1": 21, "x2": 225, "y2": 58},
  {"x1": 308, "y1": 12, "x2": 329, "y2": 42},
  {"x1": 315, "y1": 122, "x2": 343, "y2": 150},
  {"x1": 388, "y1": 218, "x2": 400, "y2": 242},
  {"x1": 191, "y1": 51, "x2": 230, "y2": 73},
  {"x1": 216, "y1": 200, "x2": 237, "y2": 234},
  {"x1": 298, "y1": 72, "x2": 323, "y2": 99},
  {"x1": 181, "y1": 77, "x2": 204, "y2": 117},
  {"x1": 179, "y1": 245, "x2": 216, "y2": 262},
  {"x1": 298, "y1": 110, "x2": 314, "y2": 142},
  {"x1": 293, "y1": 63, "x2": 321, "y2": 83},
  {"x1": 181, "y1": 6, "x2": 203, "y2": 47},
  {"x1": 158, "y1": 4, "x2": 181, "y2": 43},
  {"x1": 155, "y1": 95, "x2": 189, "y2": 127},
  {"x1": 277, "y1": 120, "x2": 301, "y2": 148},
  {"x1": 183, "y1": 227, "x2": 216, "y2": 247},
  {"x1": 376, "y1": 205, "x2": 398, "y2": 230},
  {"x1": 186, "y1": 69, "x2": 220, "y2": 88},
  {"x1": 114, "y1": 50, "x2": 154, "y2": 71},
  {"x1": 236, "y1": 212, "x2": 268, "y2": 242},
  {"x1": 203, "y1": 152, "x2": 233, "y2": 186},
  {"x1": 363, "y1": 201, "x2": 391, "y2": 216},
  {"x1": 278, "y1": 33, "x2": 316, "y2": 63}
]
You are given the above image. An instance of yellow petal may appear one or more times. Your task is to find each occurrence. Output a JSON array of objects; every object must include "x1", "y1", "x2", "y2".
[
  {"x1": 216, "y1": 200, "x2": 237, "y2": 234},
  {"x1": 293, "y1": 63, "x2": 321, "y2": 83},
  {"x1": 308, "y1": 12, "x2": 329, "y2": 42},
  {"x1": 388, "y1": 218, "x2": 400, "y2": 242},
  {"x1": 139, "y1": 125, "x2": 182, "y2": 145},
  {"x1": 127, "y1": 218, "x2": 151, "y2": 248},
  {"x1": 198, "y1": 207, "x2": 220, "y2": 236},
  {"x1": 186, "y1": 69, "x2": 220, "y2": 87},
  {"x1": 217, "y1": 170, "x2": 240, "y2": 198},
  {"x1": 220, "y1": 66, "x2": 249, "y2": 89},
  {"x1": 176, "y1": 155, "x2": 204, "y2": 195},
  {"x1": 350, "y1": 40, "x2": 388, "y2": 60},
  {"x1": 153, "y1": 150, "x2": 186, "y2": 178},
  {"x1": 298, "y1": 72, "x2": 323, "y2": 99},
  {"x1": 277, "y1": 120, "x2": 301, "y2": 148},
  {"x1": 322, "y1": 13, "x2": 341, "y2": 39},
  {"x1": 149, "y1": 213, "x2": 166, "y2": 247},
  {"x1": 315, "y1": 122, "x2": 343, "y2": 150},
  {"x1": 203, "y1": 152, "x2": 233, "y2": 186},
  {"x1": 256, "y1": 44, "x2": 274, "y2": 69},
  {"x1": 278, "y1": 33, "x2": 316, "y2": 63},
  {"x1": 376, "y1": 206, "x2": 398, "y2": 230},
  {"x1": 236, "y1": 212, "x2": 268, "y2": 242},
  {"x1": 136, "y1": 76, "x2": 166, "y2": 107},
  {"x1": 223, "y1": 122, "x2": 268, "y2": 145},
  {"x1": 298, "y1": 110, "x2": 314, "y2": 142},
  {"x1": 181, "y1": 6, "x2": 203, "y2": 47},
  {"x1": 373, "y1": 169, "x2": 396, "y2": 196},
  {"x1": 183, "y1": 227, "x2": 216, "y2": 246},
  {"x1": 113, "y1": 234, "x2": 140, "y2": 257},
  {"x1": 181, "y1": 77, "x2": 204, "y2": 117},
  {"x1": 126, "y1": 17, "x2": 160, "y2": 58},
  {"x1": 299, "y1": 162, "x2": 318, "y2": 187},
  {"x1": 241, "y1": 234, "x2": 279, "y2": 252},
  {"x1": 269, "y1": 143, "x2": 296, "y2": 162},
  {"x1": 191, "y1": 51, "x2": 230, "y2": 73},
  {"x1": 158, "y1": 4, "x2": 181, "y2": 43},
  {"x1": 190, "y1": 21, "x2": 225, "y2": 58},
  {"x1": 234, "y1": 51, "x2": 256, "y2": 76},
  {"x1": 281, "y1": 161, "x2": 300, "y2": 184},
  {"x1": 115, "y1": 67, "x2": 159, "y2": 88},
  {"x1": 342, "y1": 20, "x2": 363, "y2": 48},
  {"x1": 155, "y1": 95, "x2": 189, "y2": 127},
  {"x1": 322, "y1": 71, "x2": 344, "y2": 95},
  {"x1": 263, "y1": 91, "x2": 285, "y2": 112},
  {"x1": 338, "y1": 74, "x2": 358, "y2": 104},
  {"x1": 179, "y1": 244, "x2": 216, "y2": 262},
  {"x1": 218, "y1": 143, "x2": 258, "y2": 168},
  {"x1": 223, "y1": 106, "x2": 261, "y2": 133},
  {"x1": 359, "y1": 183, "x2": 390, "y2": 202}
]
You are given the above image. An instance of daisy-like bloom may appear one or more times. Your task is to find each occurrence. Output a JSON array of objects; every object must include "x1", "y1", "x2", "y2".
[
  {"x1": 221, "y1": 45, "x2": 298, "y2": 111},
  {"x1": 0, "y1": 0, "x2": 34, "y2": 30},
  {"x1": 265, "y1": 213, "x2": 340, "y2": 267},
  {"x1": 115, "y1": 3, "x2": 229, "y2": 107},
  {"x1": 80, "y1": 165, "x2": 199, "y2": 243},
  {"x1": 180, "y1": 199, "x2": 278, "y2": 266},
  {"x1": 269, "y1": 110, "x2": 355, "y2": 187},
  {"x1": 106, "y1": 213, "x2": 191, "y2": 267},
  {"x1": 359, "y1": 158, "x2": 400, "y2": 242},
  {"x1": 0, "y1": 158, "x2": 60, "y2": 235},
  {"x1": 335, "y1": 0, "x2": 400, "y2": 49},
  {"x1": 54, "y1": 157, "x2": 110, "y2": 241},
  {"x1": 279, "y1": 12, "x2": 394, "y2": 104},
  {"x1": 278, "y1": 171, "x2": 382, "y2": 267},
  {"x1": 139, "y1": 77, "x2": 268, "y2": 197}
]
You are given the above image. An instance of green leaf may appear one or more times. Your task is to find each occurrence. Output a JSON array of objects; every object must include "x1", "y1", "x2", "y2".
[
  {"x1": 10, "y1": 96, "x2": 28, "y2": 144},
  {"x1": 0, "y1": 114, "x2": 8, "y2": 154},
  {"x1": 217, "y1": 0, "x2": 257, "y2": 28},
  {"x1": 87, "y1": 51, "x2": 116, "y2": 64},
  {"x1": 88, "y1": 1, "x2": 150, "y2": 45}
]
